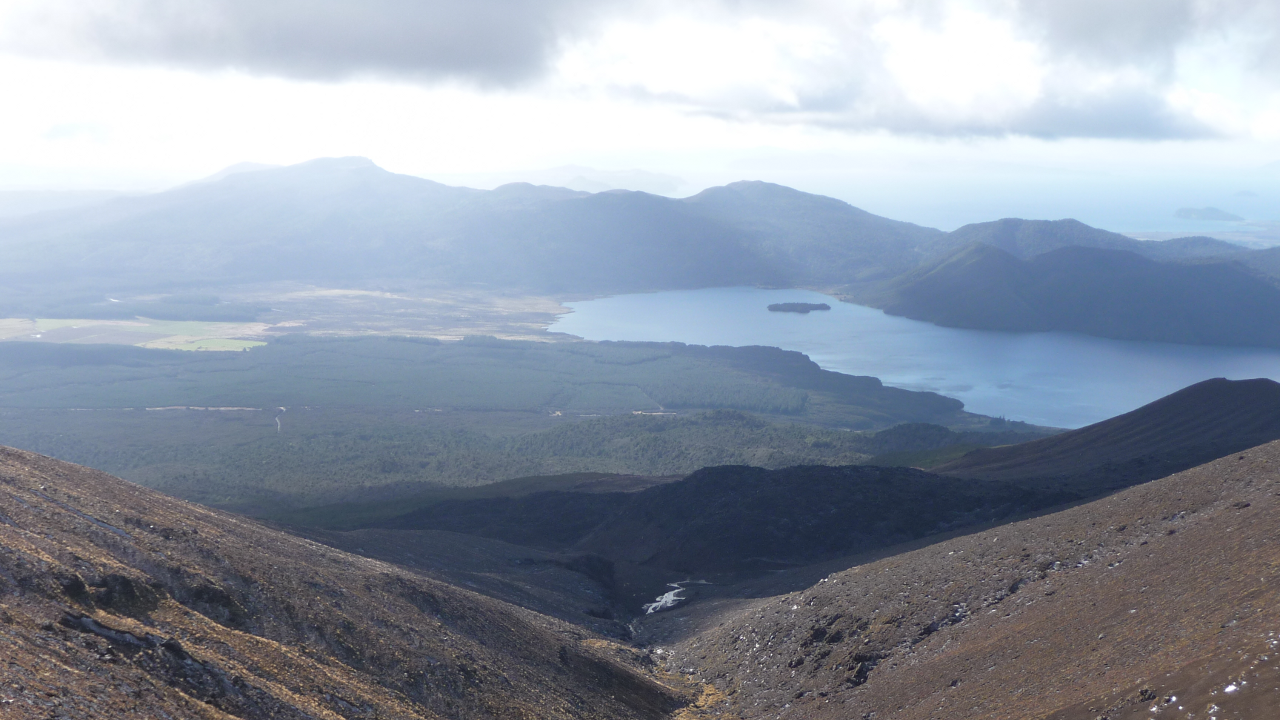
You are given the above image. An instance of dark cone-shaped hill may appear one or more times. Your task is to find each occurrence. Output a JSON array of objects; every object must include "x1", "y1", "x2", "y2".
[
  {"x1": 0, "y1": 446, "x2": 686, "y2": 719},
  {"x1": 665, "y1": 439, "x2": 1280, "y2": 719},
  {"x1": 379, "y1": 465, "x2": 1073, "y2": 611},
  {"x1": 936, "y1": 377, "x2": 1280, "y2": 494},
  {"x1": 570, "y1": 465, "x2": 1062, "y2": 576}
]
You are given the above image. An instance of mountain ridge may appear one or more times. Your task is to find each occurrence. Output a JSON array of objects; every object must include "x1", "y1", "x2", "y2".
[{"x1": 1, "y1": 156, "x2": 1272, "y2": 349}]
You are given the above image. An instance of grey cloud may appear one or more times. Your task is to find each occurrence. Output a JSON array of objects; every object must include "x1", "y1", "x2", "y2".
[
  {"x1": 701, "y1": 0, "x2": 1269, "y2": 139},
  {"x1": 1014, "y1": 0, "x2": 1280, "y2": 85},
  {"x1": 760, "y1": 92, "x2": 1214, "y2": 141},
  {"x1": 6, "y1": 0, "x2": 1277, "y2": 139},
  {"x1": 684, "y1": 64, "x2": 1219, "y2": 140},
  {"x1": 1011, "y1": 88, "x2": 1216, "y2": 140},
  {"x1": 1013, "y1": 0, "x2": 1199, "y2": 72},
  {"x1": 5, "y1": 0, "x2": 622, "y2": 86}
]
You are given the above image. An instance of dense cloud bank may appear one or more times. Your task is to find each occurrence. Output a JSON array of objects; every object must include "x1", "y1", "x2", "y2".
[{"x1": 2, "y1": 0, "x2": 1277, "y2": 138}]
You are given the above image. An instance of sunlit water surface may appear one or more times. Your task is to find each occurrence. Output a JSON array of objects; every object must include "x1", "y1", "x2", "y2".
[{"x1": 552, "y1": 287, "x2": 1280, "y2": 428}]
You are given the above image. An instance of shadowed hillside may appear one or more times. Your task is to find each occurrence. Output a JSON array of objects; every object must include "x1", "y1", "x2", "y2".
[
  {"x1": 1222, "y1": 243, "x2": 1280, "y2": 280},
  {"x1": 937, "y1": 377, "x2": 1280, "y2": 494},
  {"x1": 0, "y1": 446, "x2": 686, "y2": 719},
  {"x1": 373, "y1": 464, "x2": 1071, "y2": 611},
  {"x1": 856, "y1": 243, "x2": 1280, "y2": 347}
]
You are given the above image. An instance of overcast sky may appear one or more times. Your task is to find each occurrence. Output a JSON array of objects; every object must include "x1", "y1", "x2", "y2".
[{"x1": 1, "y1": 0, "x2": 1278, "y2": 232}]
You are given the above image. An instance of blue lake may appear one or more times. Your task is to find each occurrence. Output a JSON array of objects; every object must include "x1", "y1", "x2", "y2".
[{"x1": 551, "y1": 287, "x2": 1280, "y2": 429}]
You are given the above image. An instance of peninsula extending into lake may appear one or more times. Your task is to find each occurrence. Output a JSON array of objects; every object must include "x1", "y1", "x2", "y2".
[{"x1": 767, "y1": 302, "x2": 831, "y2": 314}]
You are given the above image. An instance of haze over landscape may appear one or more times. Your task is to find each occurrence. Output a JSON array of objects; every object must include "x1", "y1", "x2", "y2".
[{"x1": 2, "y1": 2, "x2": 1280, "y2": 719}]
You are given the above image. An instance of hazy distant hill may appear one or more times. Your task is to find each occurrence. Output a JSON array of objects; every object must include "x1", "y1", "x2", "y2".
[
  {"x1": 856, "y1": 242, "x2": 1280, "y2": 346},
  {"x1": 942, "y1": 217, "x2": 1140, "y2": 257},
  {"x1": 0, "y1": 156, "x2": 1267, "y2": 346},
  {"x1": 682, "y1": 181, "x2": 946, "y2": 282},
  {"x1": 1218, "y1": 243, "x2": 1280, "y2": 280},
  {"x1": 0, "y1": 156, "x2": 1225, "y2": 299},
  {"x1": 0, "y1": 158, "x2": 937, "y2": 300},
  {"x1": 939, "y1": 218, "x2": 1242, "y2": 260}
]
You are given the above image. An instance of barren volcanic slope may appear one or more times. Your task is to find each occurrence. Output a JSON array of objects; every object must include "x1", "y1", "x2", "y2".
[
  {"x1": 0, "y1": 447, "x2": 685, "y2": 719},
  {"x1": 665, "y1": 439, "x2": 1280, "y2": 719},
  {"x1": 937, "y1": 377, "x2": 1280, "y2": 495}
]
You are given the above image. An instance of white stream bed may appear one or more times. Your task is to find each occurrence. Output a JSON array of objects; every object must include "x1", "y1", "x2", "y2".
[{"x1": 642, "y1": 580, "x2": 709, "y2": 614}]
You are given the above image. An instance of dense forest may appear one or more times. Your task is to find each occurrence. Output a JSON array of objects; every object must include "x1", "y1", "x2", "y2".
[{"x1": 0, "y1": 336, "x2": 1041, "y2": 512}]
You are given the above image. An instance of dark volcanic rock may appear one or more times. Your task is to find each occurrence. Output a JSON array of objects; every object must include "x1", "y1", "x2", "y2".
[
  {"x1": 382, "y1": 463, "x2": 1072, "y2": 613},
  {"x1": 573, "y1": 465, "x2": 1063, "y2": 575},
  {"x1": 937, "y1": 377, "x2": 1280, "y2": 495}
]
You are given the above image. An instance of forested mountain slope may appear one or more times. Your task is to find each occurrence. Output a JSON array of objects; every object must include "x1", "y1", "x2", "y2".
[{"x1": 853, "y1": 243, "x2": 1280, "y2": 346}]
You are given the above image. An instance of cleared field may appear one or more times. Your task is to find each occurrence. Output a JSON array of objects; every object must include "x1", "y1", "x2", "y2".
[{"x1": 0, "y1": 316, "x2": 268, "y2": 351}]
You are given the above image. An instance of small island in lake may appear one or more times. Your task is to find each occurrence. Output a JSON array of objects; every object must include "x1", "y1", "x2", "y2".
[{"x1": 768, "y1": 302, "x2": 831, "y2": 314}]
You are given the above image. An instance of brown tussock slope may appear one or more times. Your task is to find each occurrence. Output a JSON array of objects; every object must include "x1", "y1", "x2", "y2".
[
  {"x1": 0, "y1": 446, "x2": 685, "y2": 719},
  {"x1": 670, "y1": 438, "x2": 1280, "y2": 719}
]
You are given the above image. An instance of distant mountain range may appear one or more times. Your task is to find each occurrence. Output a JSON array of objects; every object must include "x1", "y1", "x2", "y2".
[{"x1": 2, "y1": 156, "x2": 1277, "y2": 347}]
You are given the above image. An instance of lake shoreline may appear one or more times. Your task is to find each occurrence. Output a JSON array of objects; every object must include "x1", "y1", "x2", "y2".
[{"x1": 551, "y1": 286, "x2": 1280, "y2": 428}]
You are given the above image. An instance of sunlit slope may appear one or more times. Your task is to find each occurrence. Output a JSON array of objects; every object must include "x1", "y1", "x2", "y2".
[{"x1": 0, "y1": 445, "x2": 685, "y2": 719}]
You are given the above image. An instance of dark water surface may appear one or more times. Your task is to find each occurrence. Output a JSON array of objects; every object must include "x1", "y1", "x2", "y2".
[{"x1": 552, "y1": 287, "x2": 1280, "y2": 428}]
